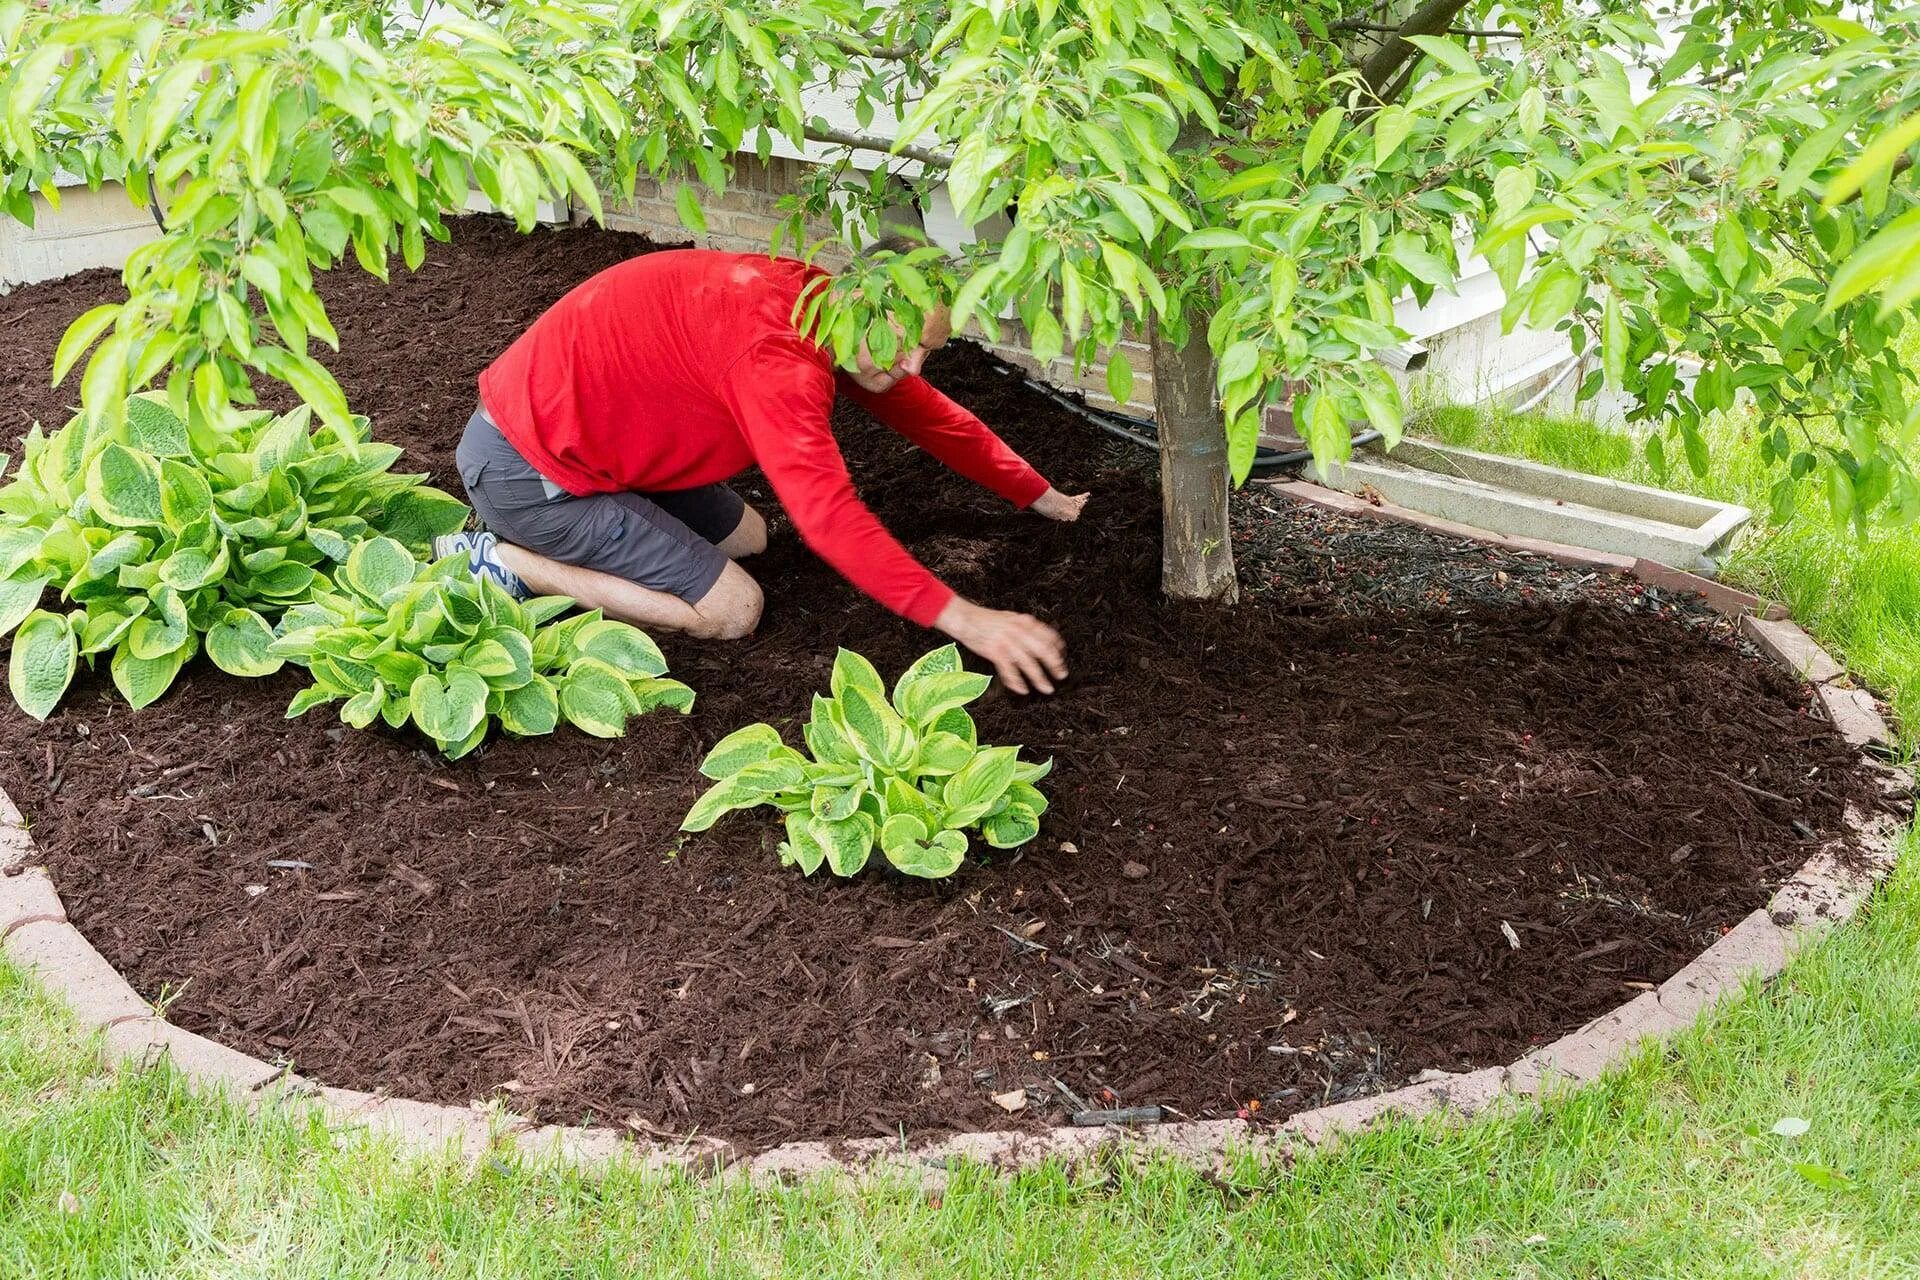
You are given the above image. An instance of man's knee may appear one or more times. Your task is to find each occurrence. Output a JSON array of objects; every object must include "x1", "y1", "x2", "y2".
[
  {"x1": 717, "y1": 503, "x2": 768, "y2": 559},
  {"x1": 691, "y1": 564, "x2": 763, "y2": 640}
]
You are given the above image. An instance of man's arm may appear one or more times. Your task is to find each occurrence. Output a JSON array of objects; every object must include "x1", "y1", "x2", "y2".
[
  {"x1": 724, "y1": 345, "x2": 1069, "y2": 692},
  {"x1": 838, "y1": 373, "x2": 1051, "y2": 508}
]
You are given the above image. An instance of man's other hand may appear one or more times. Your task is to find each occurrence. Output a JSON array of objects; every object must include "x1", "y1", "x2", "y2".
[
  {"x1": 1030, "y1": 488, "x2": 1089, "y2": 521},
  {"x1": 934, "y1": 597, "x2": 1068, "y2": 695}
]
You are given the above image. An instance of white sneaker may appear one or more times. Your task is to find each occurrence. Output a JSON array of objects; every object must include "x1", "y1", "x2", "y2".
[{"x1": 431, "y1": 530, "x2": 528, "y2": 600}]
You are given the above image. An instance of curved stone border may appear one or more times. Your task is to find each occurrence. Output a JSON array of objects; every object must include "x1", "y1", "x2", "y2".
[{"x1": 0, "y1": 613, "x2": 1908, "y2": 1186}]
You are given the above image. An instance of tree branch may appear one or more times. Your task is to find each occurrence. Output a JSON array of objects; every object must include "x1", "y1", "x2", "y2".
[
  {"x1": 822, "y1": 35, "x2": 916, "y2": 61},
  {"x1": 1333, "y1": 18, "x2": 1519, "y2": 37},
  {"x1": 1358, "y1": 0, "x2": 1476, "y2": 97},
  {"x1": 802, "y1": 125, "x2": 951, "y2": 168}
]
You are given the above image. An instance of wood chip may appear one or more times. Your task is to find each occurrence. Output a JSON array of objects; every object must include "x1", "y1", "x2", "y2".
[{"x1": 991, "y1": 1088, "x2": 1028, "y2": 1113}]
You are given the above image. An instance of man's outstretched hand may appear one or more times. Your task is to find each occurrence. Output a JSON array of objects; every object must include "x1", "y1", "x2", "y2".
[
  {"x1": 934, "y1": 597, "x2": 1068, "y2": 695},
  {"x1": 1030, "y1": 487, "x2": 1090, "y2": 521}
]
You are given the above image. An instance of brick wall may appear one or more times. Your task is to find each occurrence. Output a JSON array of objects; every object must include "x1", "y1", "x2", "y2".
[{"x1": 599, "y1": 155, "x2": 1158, "y2": 417}]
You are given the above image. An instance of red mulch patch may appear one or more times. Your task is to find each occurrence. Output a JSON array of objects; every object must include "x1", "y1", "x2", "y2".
[{"x1": 0, "y1": 217, "x2": 1875, "y2": 1150}]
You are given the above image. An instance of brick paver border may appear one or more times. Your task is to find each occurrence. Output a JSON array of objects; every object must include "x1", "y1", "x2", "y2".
[{"x1": 0, "y1": 566, "x2": 1907, "y2": 1185}]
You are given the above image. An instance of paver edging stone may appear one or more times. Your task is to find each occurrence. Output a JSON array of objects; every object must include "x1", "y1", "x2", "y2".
[{"x1": 0, "y1": 550, "x2": 1903, "y2": 1182}]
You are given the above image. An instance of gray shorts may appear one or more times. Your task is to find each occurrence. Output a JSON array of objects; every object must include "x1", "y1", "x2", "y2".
[{"x1": 453, "y1": 407, "x2": 744, "y2": 604}]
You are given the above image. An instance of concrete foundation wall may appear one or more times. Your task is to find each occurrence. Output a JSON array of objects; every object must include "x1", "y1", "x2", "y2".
[{"x1": 0, "y1": 182, "x2": 158, "y2": 291}]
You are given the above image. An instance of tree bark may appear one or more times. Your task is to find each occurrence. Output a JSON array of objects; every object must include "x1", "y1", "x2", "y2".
[{"x1": 1152, "y1": 313, "x2": 1238, "y2": 602}]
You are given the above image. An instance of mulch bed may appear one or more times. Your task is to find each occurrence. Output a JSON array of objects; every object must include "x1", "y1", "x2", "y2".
[{"x1": 0, "y1": 217, "x2": 1876, "y2": 1151}]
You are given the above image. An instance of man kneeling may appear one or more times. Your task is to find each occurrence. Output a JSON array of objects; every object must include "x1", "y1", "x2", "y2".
[{"x1": 438, "y1": 243, "x2": 1087, "y2": 694}]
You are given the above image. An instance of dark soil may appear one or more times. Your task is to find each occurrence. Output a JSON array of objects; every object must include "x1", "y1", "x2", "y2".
[{"x1": 0, "y1": 217, "x2": 1875, "y2": 1150}]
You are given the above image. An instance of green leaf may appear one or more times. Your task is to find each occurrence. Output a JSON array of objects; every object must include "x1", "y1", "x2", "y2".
[
  {"x1": 573, "y1": 618, "x2": 669, "y2": 677},
  {"x1": 629, "y1": 677, "x2": 694, "y2": 714},
  {"x1": 206, "y1": 609, "x2": 283, "y2": 678},
  {"x1": 557, "y1": 662, "x2": 637, "y2": 738},
  {"x1": 830, "y1": 647, "x2": 887, "y2": 702},
  {"x1": 943, "y1": 744, "x2": 1020, "y2": 827},
  {"x1": 700, "y1": 722, "x2": 787, "y2": 778},
  {"x1": 1825, "y1": 209, "x2": 1920, "y2": 313},
  {"x1": 343, "y1": 536, "x2": 420, "y2": 603},
  {"x1": 682, "y1": 757, "x2": 806, "y2": 832},
  {"x1": 1172, "y1": 228, "x2": 1253, "y2": 253},
  {"x1": 87, "y1": 444, "x2": 166, "y2": 528},
  {"x1": 914, "y1": 730, "x2": 975, "y2": 776},
  {"x1": 780, "y1": 810, "x2": 828, "y2": 874},
  {"x1": 879, "y1": 814, "x2": 968, "y2": 879},
  {"x1": 110, "y1": 638, "x2": 188, "y2": 711},
  {"x1": 0, "y1": 573, "x2": 49, "y2": 639},
  {"x1": 674, "y1": 183, "x2": 707, "y2": 234},
  {"x1": 1302, "y1": 106, "x2": 1344, "y2": 175},
  {"x1": 412, "y1": 669, "x2": 489, "y2": 747},
  {"x1": 804, "y1": 694, "x2": 859, "y2": 764},
  {"x1": 1602, "y1": 292, "x2": 1627, "y2": 390},
  {"x1": 1106, "y1": 352, "x2": 1134, "y2": 404},
  {"x1": 838, "y1": 684, "x2": 914, "y2": 769},
  {"x1": 1372, "y1": 106, "x2": 1411, "y2": 165},
  {"x1": 498, "y1": 675, "x2": 560, "y2": 737},
  {"x1": 811, "y1": 812, "x2": 875, "y2": 877},
  {"x1": 52, "y1": 305, "x2": 122, "y2": 388},
  {"x1": 894, "y1": 669, "x2": 992, "y2": 725},
  {"x1": 8, "y1": 610, "x2": 76, "y2": 720},
  {"x1": 981, "y1": 802, "x2": 1041, "y2": 849},
  {"x1": 811, "y1": 780, "x2": 868, "y2": 822},
  {"x1": 1824, "y1": 112, "x2": 1920, "y2": 209}
]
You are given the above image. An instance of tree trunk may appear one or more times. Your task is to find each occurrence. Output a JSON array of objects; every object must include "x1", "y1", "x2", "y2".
[{"x1": 1152, "y1": 313, "x2": 1238, "y2": 602}]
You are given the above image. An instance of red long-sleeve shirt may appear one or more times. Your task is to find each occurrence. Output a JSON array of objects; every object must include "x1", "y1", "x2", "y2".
[{"x1": 477, "y1": 250, "x2": 1050, "y2": 626}]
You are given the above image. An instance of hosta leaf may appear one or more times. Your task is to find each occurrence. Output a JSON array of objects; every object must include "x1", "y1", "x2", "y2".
[
  {"x1": 838, "y1": 684, "x2": 913, "y2": 770},
  {"x1": 892, "y1": 643, "x2": 962, "y2": 694},
  {"x1": 885, "y1": 776, "x2": 942, "y2": 830},
  {"x1": 124, "y1": 395, "x2": 190, "y2": 457},
  {"x1": 79, "y1": 603, "x2": 144, "y2": 656},
  {"x1": 128, "y1": 609, "x2": 188, "y2": 661},
  {"x1": 374, "y1": 486, "x2": 472, "y2": 547},
  {"x1": 286, "y1": 685, "x2": 339, "y2": 717},
  {"x1": 341, "y1": 681, "x2": 388, "y2": 730},
  {"x1": 700, "y1": 721, "x2": 787, "y2": 778},
  {"x1": 87, "y1": 443, "x2": 167, "y2": 528},
  {"x1": 913, "y1": 730, "x2": 974, "y2": 776},
  {"x1": 829, "y1": 647, "x2": 887, "y2": 702},
  {"x1": 895, "y1": 669, "x2": 992, "y2": 725},
  {"x1": 411, "y1": 669, "x2": 488, "y2": 747},
  {"x1": 461, "y1": 637, "x2": 523, "y2": 684},
  {"x1": 307, "y1": 526, "x2": 353, "y2": 562},
  {"x1": 981, "y1": 802, "x2": 1041, "y2": 849},
  {"x1": 158, "y1": 543, "x2": 229, "y2": 592},
  {"x1": 682, "y1": 758, "x2": 805, "y2": 832},
  {"x1": 557, "y1": 662, "x2": 636, "y2": 738},
  {"x1": 931, "y1": 705, "x2": 977, "y2": 746},
  {"x1": 371, "y1": 649, "x2": 430, "y2": 689},
  {"x1": 244, "y1": 560, "x2": 318, "y2": 599},
  {"x1": 812, "y1": 780, "x2": 867, "y2": 821},
  {"x1": 1004, "y1": 779, "x2": 1050, "y2": 818},
  {"x1": 812, "y1": 812, "x2": 875, "y2": 876},
  {"x1": 8, "y1": 610, "x2": 77, "y2": 719},
  {"x1": 110, "y1": 635, "x2": 190, "y2": 711},
  {"x1": 498, "y1": 674, "x2": 560, "y2": 737},
  {"x1": 573, "y1": 618, "x2": 669, "y2": 677},
  {"x1": 442, "y1": 720, "x2": 489, "y2": 761},
  {"x1": 158, "y1": 457, "x2": 213, "y2": 529},
  {"x1": 524, "y1": 595, "x2": 575, "y2": 625},
  {"x1": 343, "y1": 536, "x2": 419, "y2": 603},
  {"x1": 879, "y1": 814, "x2": 968, "y2": 879},
  {"x1": 1014, "y1": 756, "x2": 1053, "y2": 785},
  {"x1": 206, "y1": 608, "x2": 283, "y2": 678},
  {"x1": 782, "y1": 810, "x2": 828, "y2": 874},
  {"x1": 629, "y1": 677, "x2": 695, "y2": 714},
  {"x1": 804, "y1": 694, "x2": 859, "y2": 764},
  {"x1": 943, "y1": 745, "x2": 1020, "y2": 827},
  {"x1": 0, "y1": 573, "x2": 49, "y2": 638}
]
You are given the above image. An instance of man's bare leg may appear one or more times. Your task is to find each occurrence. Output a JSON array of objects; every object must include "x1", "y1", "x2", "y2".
[
  {"x1": 492, "y1": 542, "x2": 764, "y2": 640},
  {"x1": 714, "y1": 503, "x2": 768, "y2": 559}
]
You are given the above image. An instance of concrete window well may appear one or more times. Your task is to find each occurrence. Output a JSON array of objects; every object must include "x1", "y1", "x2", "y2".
[{"x1": 1293, "y1": 430, "x2": 1753, "y2": 576}]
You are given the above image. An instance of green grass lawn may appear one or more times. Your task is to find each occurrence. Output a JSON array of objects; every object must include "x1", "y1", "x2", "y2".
[{"x1": 4, "y1": 394, "x2": 1917, "y2": 1277}]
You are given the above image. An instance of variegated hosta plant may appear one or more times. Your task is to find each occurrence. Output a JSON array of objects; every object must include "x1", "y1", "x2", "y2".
[
  {"x1": 682, "y1": 645, "x2": 1051, "y2": 880},
  {"x1": 270, "y1": 537, "x2": 693, "y2": 759},
  {"x1": 0, "y1": 392, "x2": 466, "y2": 719}
]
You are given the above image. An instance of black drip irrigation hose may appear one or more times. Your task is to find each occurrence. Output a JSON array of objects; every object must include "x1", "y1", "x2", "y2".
[{"x1": 980, "y1": 352, "x2": 1382, "y2": 475}]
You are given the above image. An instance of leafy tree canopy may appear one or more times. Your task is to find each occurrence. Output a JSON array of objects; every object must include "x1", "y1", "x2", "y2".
[{"x1": 2, "y1": 0, "x2": 1916, "y2": 536}]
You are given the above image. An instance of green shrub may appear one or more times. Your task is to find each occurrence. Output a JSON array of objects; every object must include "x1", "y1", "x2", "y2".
[
  {"x1": 682, "y1": 645, "x2": 1050, "y2": 879},
  {"x1": 270, "y1": 538, "x2": 693, "y2": 758},
  {"x1": 0, "y1": 393, "x2": 466, "y2": 718}
]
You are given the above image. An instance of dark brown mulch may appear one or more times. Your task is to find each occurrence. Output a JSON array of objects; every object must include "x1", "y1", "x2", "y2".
[{"x1": 0, "y1": 217, "x2": 1874, "y2": 1151}]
